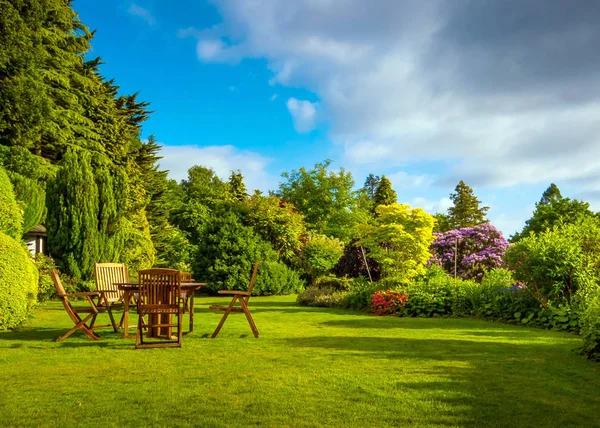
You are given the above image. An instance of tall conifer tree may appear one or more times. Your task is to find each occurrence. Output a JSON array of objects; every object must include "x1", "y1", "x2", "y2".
[{"x1": 447, "y1": 180, "x2": 489, "y2": 229}]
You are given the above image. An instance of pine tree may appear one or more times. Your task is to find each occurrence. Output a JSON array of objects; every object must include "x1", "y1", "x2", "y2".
[
  {"x1": 363, "y1": 174, "x2": 380, "y2": 200},
  {"x1": 374, "y1": 175, "x2": 397, "y2": 207},
  {"x1": 538, "y1": 183, "x2": 562, "y2": 206},
  {"x1": 447, "y1": 180, "x2": 489, "y2": 229},
  {"x1": 228, "y1": 170, "x2": 247, "y2": 202}
]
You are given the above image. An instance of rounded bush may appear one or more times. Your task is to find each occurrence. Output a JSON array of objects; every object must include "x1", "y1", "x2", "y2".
[
  {"x1": 254, "y1": 261, "x2": 305, "y2": 295},
  {"x1": 0, "y1": 167, "x2": 23, "y2": 239},
  {"x1": 0, "y1": 231, "x2": 38, "y2": 330}
]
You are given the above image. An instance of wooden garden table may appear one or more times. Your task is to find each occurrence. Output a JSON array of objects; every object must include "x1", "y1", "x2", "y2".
[{"x1": 117, "y1": 282, "x2": 206, "y2": 338}]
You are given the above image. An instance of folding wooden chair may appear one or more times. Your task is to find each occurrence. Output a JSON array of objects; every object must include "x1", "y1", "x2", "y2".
[
  {"x1": 52, "y1": 269, "x2": 106, "y2": 342},
  {"x1": 210, "y1": 263, "x2": 260, "y2": 339},
  {"x1": 135, "y1": 269, "x2": 183, "y2": 349},
  {"x1": 94, "y1": 263, "x2": 129, "y2": 332}
]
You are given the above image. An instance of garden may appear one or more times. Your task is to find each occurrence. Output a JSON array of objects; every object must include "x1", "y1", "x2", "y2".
[{"x1": 1, "y1": 2, "x2": 600, "y2": 427}]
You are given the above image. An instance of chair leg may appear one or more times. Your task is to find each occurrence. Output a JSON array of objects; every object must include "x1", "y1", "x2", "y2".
[
  {"x1": 106, "y1": 305, "x2": 119, "y2": 333},
  {"x1": 57, "y1": 314, "x2": 100, "y2": 342},
  {"x1": 211, "y1": 297, "x2": 237, "y2": 338},
  {"x1": 239, "y1": 299, "x2": 259, "y2": 338}
]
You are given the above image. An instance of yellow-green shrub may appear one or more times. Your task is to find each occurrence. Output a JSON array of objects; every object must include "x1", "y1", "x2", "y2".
[
  {"x1": 0, "y1": 167, "x2": 23, "y2": 239},
  {"x1": 0, "y1": 231, "x2": 38, "y2": 330}
]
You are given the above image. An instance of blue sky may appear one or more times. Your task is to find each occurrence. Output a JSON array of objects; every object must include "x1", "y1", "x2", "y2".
[{"x1": 73, "y1": 1, "x2": 600, "y2": 237}]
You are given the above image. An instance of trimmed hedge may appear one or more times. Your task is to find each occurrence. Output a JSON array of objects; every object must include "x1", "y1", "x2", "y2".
[
  {"x1": 0, "y1": 167, "x2": 23, "y2": 239},
  {"x1": 0, "y1": 231, "x2": 38, "y2": 330}
]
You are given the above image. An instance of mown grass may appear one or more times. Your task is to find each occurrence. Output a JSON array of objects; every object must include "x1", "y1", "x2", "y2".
[{"x1": 0, "y1": 295, "x2": 599, "y2": 427}]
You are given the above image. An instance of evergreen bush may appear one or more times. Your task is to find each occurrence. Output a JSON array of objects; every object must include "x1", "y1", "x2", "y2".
[
  {"x1": 0, "y1": 167, "x2": 23, "y2": 239},
  {"x1": 0, "y1": 232, "x2": 38, "y2": 330}
]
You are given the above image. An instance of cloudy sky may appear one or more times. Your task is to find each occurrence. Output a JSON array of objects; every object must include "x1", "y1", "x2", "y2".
[{"x1": 75, "y1": 0, "x2": 600, "y2": 236}]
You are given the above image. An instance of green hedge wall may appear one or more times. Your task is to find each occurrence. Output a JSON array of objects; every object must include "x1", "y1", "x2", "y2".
[{"x1": 0, "y1": 231, "x2": 39, "y2": 330}]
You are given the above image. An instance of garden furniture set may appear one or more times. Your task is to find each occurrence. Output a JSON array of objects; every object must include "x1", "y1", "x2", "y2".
[{"x1": 51, "y1": 263, "x2": 260, "y2": 347}]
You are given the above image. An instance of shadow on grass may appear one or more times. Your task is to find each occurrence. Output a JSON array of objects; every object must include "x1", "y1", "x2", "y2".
[{"x1": 282, "y1": 334, "x2": 596, "y2": 427}]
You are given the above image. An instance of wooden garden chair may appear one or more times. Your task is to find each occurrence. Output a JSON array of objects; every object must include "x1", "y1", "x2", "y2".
[
  {"x1": 210, "y1": 263, "x2": 260, "y2": 339},
  {"x1": 52, "y1": 269, "x2": 106, "y2": 342},
  {"x1": 94, "y1": 263, "x2": 129, "y2": 332},
  {"x1": 135, "y1": 269, "x2": 183, "y2": 349}
]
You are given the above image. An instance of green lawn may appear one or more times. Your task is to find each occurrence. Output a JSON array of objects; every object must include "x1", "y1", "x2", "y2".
[{"x1": 1, "y1": 295, "x2": 599, "y2": 427}]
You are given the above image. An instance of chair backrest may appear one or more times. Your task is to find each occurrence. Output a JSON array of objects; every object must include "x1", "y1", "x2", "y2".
[
  {"x1": 138, "y1": 269, "x2": 181, "y2": 307},
  {"x1": 246, "y1": 263, "x2": 260, "y2": 297},
  {"x1": 95, "y1": 263, "x2": 129, "y2": 302},
  {"x1": 181, "y1": 272, "x2": 193, "y2": 282},
  {"x1": 51, "y1": 269, "x2": 68, "y2": 299}
]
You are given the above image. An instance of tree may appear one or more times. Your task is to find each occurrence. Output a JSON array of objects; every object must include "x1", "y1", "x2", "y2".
[
  {"x1": 0, "y1": 167, "x2": 23, "y2": 239},
  {"x1": 373, "y1": 175, "x2": 397, "y2": 207},
  {"x1": 363, "y1": 174, "x2": 381, "y2": 200},
  {"x1": 358, "y1": 204, "x2": 436, "y2": 285},
  {"x1": 447, "y1": 180, "x2": 489, "y2": 229},
  {"x1": 278, "y1": 160, "x2": 368, "y2": 241},
  {"x1": 512, "y1": 184, "x2": 598, "y2": 242},
  {"x1": 228, "y1": 170, "x2": 247, "y2": 203},
  {"x1": 433, "y1": 213, "x2": 452, "y2": 233}
]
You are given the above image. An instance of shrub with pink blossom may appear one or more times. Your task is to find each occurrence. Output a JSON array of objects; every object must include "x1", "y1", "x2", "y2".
[
  {"x1": 430, "y1": 223, "x2": 509, "y2": 281},
  {"x1": 371, "y1": 289, "x2": 408, "y2": 316}
]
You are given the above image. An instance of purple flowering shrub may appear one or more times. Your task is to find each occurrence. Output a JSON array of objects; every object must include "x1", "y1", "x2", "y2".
[{"x1": 430, "y1": 223, "x2": 510, "y2": 281}]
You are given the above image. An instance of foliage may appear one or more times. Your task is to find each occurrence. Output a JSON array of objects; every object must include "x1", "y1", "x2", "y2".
[
  {"x1": 301, "y1": 233, "x2": 343, "y2": 282},
  {"x1": 430, "y1": 223, "x2": 510, "y2": 281},
  {"x1": 0, "y1": 167, "x2": 23, "y2": 239},
  {"x1": 433, "y1": 212, "x2": 452, "y2": 233},
  {"x1": 181, "y1": 165, "x2": 227, "y2": 209},
  {"x1": 359, "y1": 204, "x2": 435, "y2": 285},
  {"x1": 332, "y1": 239, "x2": 381, "y2": 281},
  {"x1": 344, "y1": 276, "x2": 382, "y2": 310},
  {"x1": 46, "y1": 149, "x2": 128, "y2": 280},
  {"x1": 373, "y1": 175, "x2": 397, "y2": 207},
  {"x1": 254, "y1": 260, "x2": 305, "y2": 295},
  {"x1": 296, "y1": 286, "x2": 349, "y2": 308},
  {"x1": 371, "y1": 290, "x2": 408, "y2": 316},
  {"x1": 579, "y1": 286, "x2": 600, "y2": 360},
  {"x1": 192, "y1": 210, "x2": 277, "y2": 293},
  {"x1": 0, "y1": 231, "x2": 38, "y2": 330},
  {"x1": 244, "y1": 194, "x2": 306, "y2": 264},
  {"x1": 363, "y1": 173, "x2": 380, "y2": 200},
  {"x1": 278, "y1": 159, "x2": 368, "y2": 241},
  {"x1": 446, "y1": 180, "x2": 489, "y2": 229},
  {"x1": 312, "y1": 274, "x2": 354, "y2": 291},
  {"x1": 9, "y1": 172, "x2": 45, "y2": 234},
  {"x1": 505, "y1": 222, "x2": 598, "y2": 306},
  {"x1": 512, "y1": 183, "x2": 599, "y2": 242},
  {"x1": 227, "y1": 169, "x2": 247, "y2": 202},
  {"x1": 34, "y1": 253, "x2": 57, "y2": 303}
]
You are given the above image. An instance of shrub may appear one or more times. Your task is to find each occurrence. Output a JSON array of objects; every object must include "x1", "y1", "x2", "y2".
[
  {"x1": 430, "y1": 223, "x2": 509, "y2": 281},
  {"x1": 0, "y1": 231, "x2": 38, "y2": 330},
  {"x1": 371, "y1": 290, "x2": 408, "y2": 316},
  {"x1": 313, "y1": 274, "x2": 354, "y2": 291},
  {"x1": 192, "y1": 211, "x2": 278, "y2": 292},
  {"x1": 34, "y1": 253, "x2": 57, "y2": 302},
  {"x1": 332, "y1": 238, "x2": 381, "y2": 281},
  {"x1": 0, "y1": 167, "x2": 23, "y2": 239},
  {"x1": 505, "y1": 223, "x2": 594, "y2": 306},
  {"x1": 301, "y1": 234, "x2": 343, "y2": 282},
  {"x1": 579, "y1": 287, "x2": 600, "y2": 360},
  {"x1": 297, "y1": 286, "x2": 348, "y2": 308},
  {"x1": 344, "y1": 276, "x2": 382, "y2": 310},
  {"x1": 254, "y1": 261, "x2": 305, "y2": 295}
]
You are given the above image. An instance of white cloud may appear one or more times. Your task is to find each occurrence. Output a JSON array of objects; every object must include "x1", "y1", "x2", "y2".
[
  {"x1": 388, "y1": 171, "x2": 434, "y2": 190},
  {"x1": 158, "y1": 145, "x2": 275, "y2": 193},
  {"x1": 190, "y1": 0, "x2": 600, "y2": 193},
  {"x1": 286, "y1": 98, "x2": 317, "y2": 133},
  {"x1": 270, "y1": 94, "x2": 279, "y2": 101},
  {"x1": 128, "y1": 4, "x2": 155, "y2": 26},
  {"x1": 411, "y1": 197, "x2": 453, "y2": 214}
]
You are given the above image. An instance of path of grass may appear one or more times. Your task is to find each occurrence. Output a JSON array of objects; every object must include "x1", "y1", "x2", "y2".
[{"x1": 0, "y1": 295, "x2": 599, "y2": 427}]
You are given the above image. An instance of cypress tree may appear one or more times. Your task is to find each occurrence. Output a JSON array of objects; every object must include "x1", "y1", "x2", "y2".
[
  {"x1": 374, "y1": 175, "x2": 397, "y2": 207},
  {"x1": 228, "y1": 170, "x2": 247, "y2": 202},
  {"x1": 447, "y1": 180, "x2": 489, "y2": 229}
]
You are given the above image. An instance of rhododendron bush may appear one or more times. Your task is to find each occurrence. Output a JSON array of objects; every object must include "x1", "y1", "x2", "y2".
[
  {"x1": 371, "y1": 290, "x2": 408, "y2": 316},
  {"x1": 430, "y1": 223, "x2": 509, "y2": 281}
]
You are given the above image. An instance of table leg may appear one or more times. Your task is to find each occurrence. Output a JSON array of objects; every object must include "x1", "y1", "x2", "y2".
[
  {"x1": 189, "y1": 292, "x2": 195, "y2": 333},
  {"x1": 123, "y1": 291, "x2": 131, "y2": 339}
]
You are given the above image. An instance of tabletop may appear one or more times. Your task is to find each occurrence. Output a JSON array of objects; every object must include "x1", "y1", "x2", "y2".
[{"x1": 116, "y1": 282, "x2": 207, "y2": 291}]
